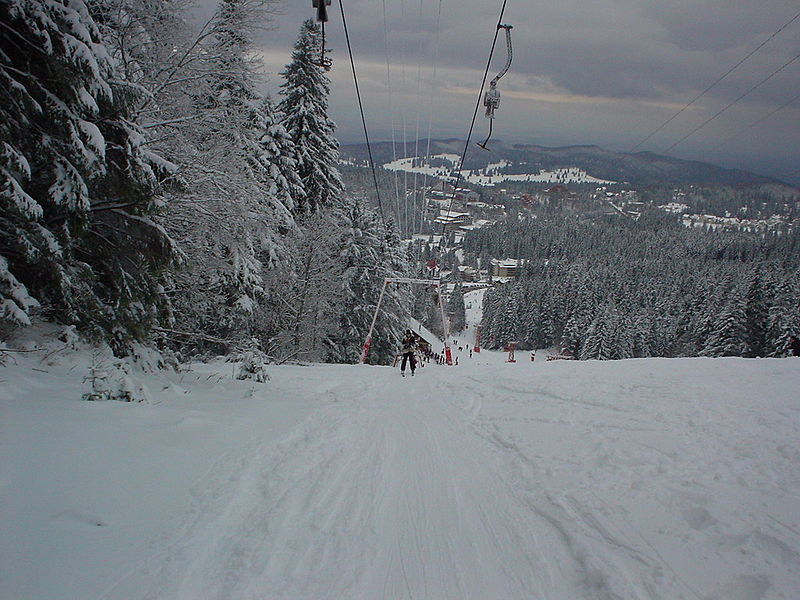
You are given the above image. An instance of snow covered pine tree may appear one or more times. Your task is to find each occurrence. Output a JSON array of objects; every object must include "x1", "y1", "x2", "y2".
[
  {"x1": 1, "y1": 0, "x2": 175, "y2": 351},
  {"x1": 278, "y1": 19, "x2": 343, "y2": 215}
]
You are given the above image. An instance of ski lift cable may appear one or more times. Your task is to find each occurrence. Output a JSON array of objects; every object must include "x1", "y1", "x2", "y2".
[
  {"x1": 411, "y1": 0, "x2": 426, "y2": 241},
  {"x1": 382, "y1": 0, "x2": 403, "y2": 236},
  {"x1": 631, "y1": 9, "x2": 800, "y2": 152},
  {"x1": 440, "y1": 0, "x2": 510, "y2": 246},
  {"x1": 712, "y1": 91, "x2": 800, "y2": 150},
  {"x1": 417, "y1": 0, "x2": 444, "y2": 252},
  {"x1": 400, "y1": 0, "x2": 409, "y2": 237},
  {"x1": 664, "y1": 49, "x2": 800, "y2": 153},
  {"x1": 337, "y1": 0, "x2": 390, "y2": 236}
]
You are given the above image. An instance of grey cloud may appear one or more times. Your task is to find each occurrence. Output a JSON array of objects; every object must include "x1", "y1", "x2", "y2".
[{"x1": 196, "y1": 0, "x2": 799, "y2": 183}]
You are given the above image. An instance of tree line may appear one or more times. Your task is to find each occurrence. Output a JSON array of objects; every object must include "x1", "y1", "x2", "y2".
[
  {"x1": 1, "y1": 0, "x2": 407, "y2": 364},
  {"x1": 469, "y1": 210, "x2": 800, "y2": 359}
]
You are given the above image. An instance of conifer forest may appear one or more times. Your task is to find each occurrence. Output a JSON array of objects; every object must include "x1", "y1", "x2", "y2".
[
  {"x1": 1, "y1": 0, "x2": 407, "y2": 364},
  {"x1": 1, "y1": 0, "x2": 799, "y2": 364}
]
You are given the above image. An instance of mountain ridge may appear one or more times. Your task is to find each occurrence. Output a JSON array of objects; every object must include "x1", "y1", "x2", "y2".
[{"x1": 340, "y1": 139, "x2": 796, "y2": 189}]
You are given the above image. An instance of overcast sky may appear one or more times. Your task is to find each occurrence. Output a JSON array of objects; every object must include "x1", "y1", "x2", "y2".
[{"x1": 196, "y1": 0, "x2": 800, "y2": 185}]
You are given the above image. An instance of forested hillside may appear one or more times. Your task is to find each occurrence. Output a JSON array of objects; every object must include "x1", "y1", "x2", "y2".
[
  {"x1": 1, "y1": 0, "x2": 408, "y2": 364},
  {"x1": 340, "y1": 139, "x2": 789, "y2": 187},
  {"x1": 470, "y1": 211, "x2": 800, "y2": 358}
]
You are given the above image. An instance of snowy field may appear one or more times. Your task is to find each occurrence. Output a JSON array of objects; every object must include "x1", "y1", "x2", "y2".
[
  {"x1": 382, "y1": 155, "x2": 616, "y2": 186},
  {"x1": 2, "y1": 322, "x2": 800, "y2": 600}
]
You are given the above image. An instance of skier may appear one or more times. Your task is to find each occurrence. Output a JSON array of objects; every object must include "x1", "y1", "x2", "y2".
[
  {"x1": 788, "y1": 335, "x2": 800, "y2": 357},
  {"x1": 400, "y1": 330, "x2": 417, "y2": 376}
]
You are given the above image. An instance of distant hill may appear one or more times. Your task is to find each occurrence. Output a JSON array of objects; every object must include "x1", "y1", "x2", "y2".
[{"x1": 340, "y1": 139, "x2": 791, "y2": 188}]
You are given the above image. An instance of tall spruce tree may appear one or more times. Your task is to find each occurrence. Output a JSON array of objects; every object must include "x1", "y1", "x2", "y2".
[
  {"x1": 252, "y1": 97, "x2": 305, "y2": 222},
  {"x1": 1, "y1": 0, "x2": 175, "y2": 350},
  {"x1": 766, "y1": 277, "x2": 799, "y2": 357},
  {"x1": 702, "y1": 287, "x2": 748, "y2": 357},
  {"x1": 580, "y1": 304, "x2": 620, "y2": 360},
  {"x1": 743, "y1": 269, "x2": 767, "y2": 357},
  {"x1": 279, "y1": 19, "x2": 343, "y2": 215},
  {"x1": 447, "y1": 283, "x2": 467, "y2": 333}
]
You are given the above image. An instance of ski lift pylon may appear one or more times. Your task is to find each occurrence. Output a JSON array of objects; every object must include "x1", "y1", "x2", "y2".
[{"x1": 360, "y1": 278, "x2": 453, "y2": 366}]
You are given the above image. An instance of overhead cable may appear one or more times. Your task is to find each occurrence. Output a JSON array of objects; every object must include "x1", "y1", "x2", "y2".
[
  {"x1": 713, "y1": 91, "x2": 800, "y2": 150},
  {"x1": 382, "y1": 0, "x2": 402, "y2": 233},
  {"x1": 418, "y1": 0, "x2": 444, "y2": 240},
  {"x1": 411, "y1": 0, "x2": 425, "y2": 241},
  {"x1": 338, "y1": 0, "x2": 389, "y2": 234},
  {"x1": 631, "y1": 9, "x2": 800, "y2": 151},
  {"x1": 441, "y1": 0, "x2": 510, "y2": 245},
  {"x1": 664, "y1": 49, "x2": 800, "y2": 152}
]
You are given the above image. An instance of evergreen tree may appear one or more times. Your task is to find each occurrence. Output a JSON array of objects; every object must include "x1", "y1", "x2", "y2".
[
  {"x1": 447, "y1": 283, "x2": 467, "y2": 333},
  {"x1": 766, "y1": 277, "x2": 799, "y2": 357},
  {"x1": 580, "y1": 304, "x2": 619, "y2": 360},
  {"x1": 252, "y1": 96, "x2": 305, "y2": 223},
  {"x1": 325, "y1": 196, "x2": 406, "y2": 364},
  {"x1": 743, "y1": 269, "x2": 767, "y2": 357},
  {"x1": 702, "y1": 289, "x2": 748, "y2": 357},
  {"x1": 494, "y1": 293, "x2": 519, "y2": 349},
  {"x1": 279, "y1": 19, "x2": 343, "y2": 214},
  {"x1": 1, "y1": 0, "x2": 175, "y2": 350}
]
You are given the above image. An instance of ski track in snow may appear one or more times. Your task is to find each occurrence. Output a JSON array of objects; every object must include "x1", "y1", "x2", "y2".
[
  {"x1": 4, "y1": 317, "x2": 800, "y2": 600},
  {"x1": 92, "y1": 353, "x2": 800, "y2": 600},
  {"x1": 103, "y1": 290, "x2": 800, "y2": 599},
  {"x1": 104, "y1": 372, "x2": 609, "y2": 600}
]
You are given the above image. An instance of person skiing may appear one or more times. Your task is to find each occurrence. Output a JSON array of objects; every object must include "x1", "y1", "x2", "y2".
[{"x1": 400, "y1": 330, "x2": 417, "y2": 376}]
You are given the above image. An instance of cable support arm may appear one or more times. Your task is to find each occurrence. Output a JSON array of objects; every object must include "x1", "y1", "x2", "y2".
[{"x1": 490, "y1": 24, "x2": 513, "y2": 86}]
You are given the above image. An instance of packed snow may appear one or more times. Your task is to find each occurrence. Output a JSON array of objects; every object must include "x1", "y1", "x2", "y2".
[{"x1": 2, "y1": 310, "x2": 799, "y2": 600}]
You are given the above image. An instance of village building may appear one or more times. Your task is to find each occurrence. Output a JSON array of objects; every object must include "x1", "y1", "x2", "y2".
[
  {"x1": 466, "y1": 201, "x2": 506, "y2": 219},
  {"x1": 455, "y1": 188, "x2": 480, "y2": 203},
  {"x1": 458, "y1": 266, "x2": 480, "y2": 282},
  {"x1": 433, "y1": 210, "x2": 472, "y2": 232},
  {"x1": 491, "y1": 258, "x2": 525, "y2": 278}
]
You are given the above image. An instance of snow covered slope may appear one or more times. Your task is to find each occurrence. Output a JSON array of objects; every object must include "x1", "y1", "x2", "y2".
[
  {"x1": 382, "y1": 155, "x2": 616, "y2": 186},
  {"x1": 2, "y1": 332, "x2": 799, "y2": 600}
]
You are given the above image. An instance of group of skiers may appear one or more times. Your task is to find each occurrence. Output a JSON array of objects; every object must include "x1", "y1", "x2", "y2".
[
  {"x1": 399, "y1": 330, "x2": 470, "y2": 376},
  {"x1": 398, "y1": 333, "x2": 800, "y2": 376}
]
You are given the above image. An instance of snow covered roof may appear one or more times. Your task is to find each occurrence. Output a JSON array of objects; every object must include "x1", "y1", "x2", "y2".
[{"x1": 490, "y1": 258, "x2": 525, "y2": 268}]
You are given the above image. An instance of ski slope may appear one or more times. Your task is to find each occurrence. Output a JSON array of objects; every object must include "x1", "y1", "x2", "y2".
[{"x1": 2, "y1": 324, "x2": 800, "y2": 599}]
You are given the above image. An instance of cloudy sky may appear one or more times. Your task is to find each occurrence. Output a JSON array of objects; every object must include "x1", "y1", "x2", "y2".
[{"x1": 198, "y1": 0, "x2": 800, "y2": 184}]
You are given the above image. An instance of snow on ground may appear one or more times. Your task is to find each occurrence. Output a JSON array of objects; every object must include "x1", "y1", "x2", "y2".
[
  {"x1": 382, "y1": 155, "x2": 616, "y2": 186},
  {"x1": 462, "y1": 167, "x2": 615, "y2": 187},
  {"x1": 2, "y1": 323, "x2": 800, "y2": 600}
]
